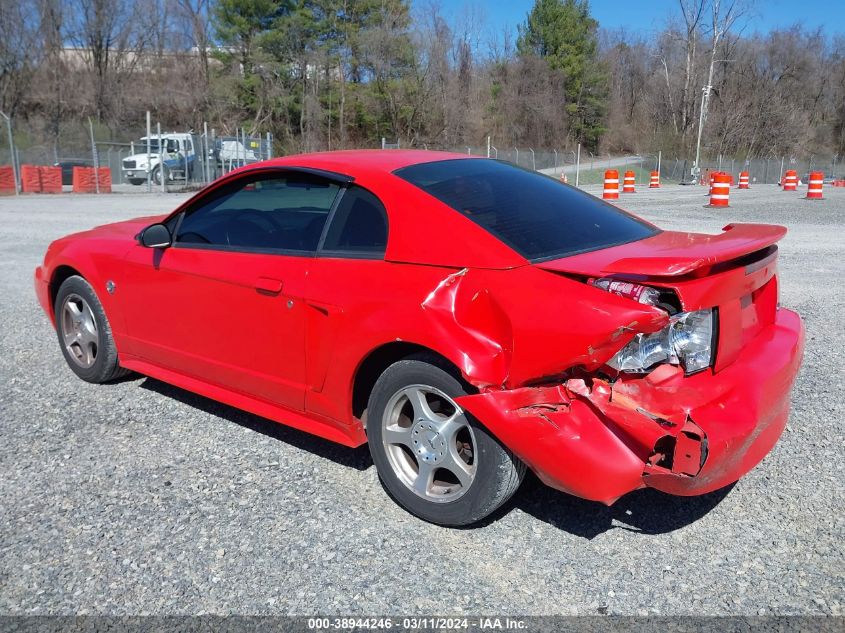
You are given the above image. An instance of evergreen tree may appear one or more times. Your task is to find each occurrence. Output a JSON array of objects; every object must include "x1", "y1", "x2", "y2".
[{"x1": 517, "y1": 0, "x2": 608, "y2": 150}]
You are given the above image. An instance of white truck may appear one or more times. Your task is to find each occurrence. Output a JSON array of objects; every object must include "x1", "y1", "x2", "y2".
[{"x1": 122, "y1": 132, "x2": 197, "y2": 185}]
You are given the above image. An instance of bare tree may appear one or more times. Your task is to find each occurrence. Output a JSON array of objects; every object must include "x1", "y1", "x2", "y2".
[
  {"x1": 677, "y1": 0, "x2": 706, "y2": 147},
  {"x1": 0, "y1": 0, "x2": 40, "y2": 116},
  {"x1": 67, "y1": 0, "x2": 140, "y2": 120},
  {"x1": 176, "y1": 0, "x2": 212, "y2": 91}
]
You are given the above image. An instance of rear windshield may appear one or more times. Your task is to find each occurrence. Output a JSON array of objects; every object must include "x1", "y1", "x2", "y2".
[{"x1": 394, "y1": 159, "x2": 658, "y2": 261}]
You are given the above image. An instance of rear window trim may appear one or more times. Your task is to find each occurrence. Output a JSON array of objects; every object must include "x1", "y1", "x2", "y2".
[{"x1": 393, "y1": 158, "x2": 660, "y2": 263}]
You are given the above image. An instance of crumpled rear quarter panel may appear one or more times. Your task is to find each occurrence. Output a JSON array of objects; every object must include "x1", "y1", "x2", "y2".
[{"x1": 457, "y1": 307, "x2": 804, "y2": 504}]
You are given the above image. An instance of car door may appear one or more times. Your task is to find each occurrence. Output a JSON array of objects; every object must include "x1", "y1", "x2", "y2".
[
  {"x1": 120, "y1": 170, "x2": 343, "y2": 412},
  {"x1": 303, "y1": 184, "x2": 392, "y2": 422}
]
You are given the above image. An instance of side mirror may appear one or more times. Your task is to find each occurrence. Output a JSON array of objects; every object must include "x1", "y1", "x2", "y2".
[{"x1": 139, "y1": 223, "x2": 172, "y2": 248}]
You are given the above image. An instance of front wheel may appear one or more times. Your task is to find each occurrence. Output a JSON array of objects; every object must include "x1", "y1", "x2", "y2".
[
  {"x1": 367, "y1": 354, "x2": 525, "y2": 526},
  {"x1": 54, "y1": 275, "x2": 129, "y2": 383}
]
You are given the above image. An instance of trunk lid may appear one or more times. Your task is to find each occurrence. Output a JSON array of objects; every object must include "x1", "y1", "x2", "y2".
[{"x1": 534, "y1": 223, "x2": 786, "y2": 279}]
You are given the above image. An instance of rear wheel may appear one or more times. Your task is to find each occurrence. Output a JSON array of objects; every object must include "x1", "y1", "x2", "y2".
[
  {"x1": 367, "y1": 354, "x2": 525, "y2": 526},
  {"x1": 54, "y1": 275, "x2": 128, "y2": 383}
]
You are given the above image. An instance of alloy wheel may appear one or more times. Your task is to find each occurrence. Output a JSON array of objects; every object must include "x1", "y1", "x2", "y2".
[
  {"x1": 60, "y1": 293, "x2": 98, "y2": 368},
  {"x1": 381, "y1": 384, "x2": 477, "y2": 502}
]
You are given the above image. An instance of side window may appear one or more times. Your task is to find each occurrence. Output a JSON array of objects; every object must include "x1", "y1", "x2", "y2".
[
  {"x1": 321, "y1": 186, "x2": 388, "y2": 256},
  {"x1": 175, "y1": 173, "x2": 340, "y2": 252}
]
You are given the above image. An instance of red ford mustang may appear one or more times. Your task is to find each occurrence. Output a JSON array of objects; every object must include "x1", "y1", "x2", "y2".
[{"x1": 35, "y1": 150, "x2": 804, "y2": 526}]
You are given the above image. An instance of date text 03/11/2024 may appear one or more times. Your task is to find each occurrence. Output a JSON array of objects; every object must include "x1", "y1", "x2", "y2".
[{"x1": 307, "y1": 617, "x2": 527, "y2": 630}]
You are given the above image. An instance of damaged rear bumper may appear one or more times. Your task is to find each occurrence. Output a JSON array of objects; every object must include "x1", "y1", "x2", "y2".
[{"x1": 455, "y1": 308, "x2": 804, "y2": 505}]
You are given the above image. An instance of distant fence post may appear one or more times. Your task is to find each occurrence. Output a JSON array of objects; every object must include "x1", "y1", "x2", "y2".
[
  {"x1": 1, "y1": 111, "x2": 19, "y2": 195},
  {"x1": 157, "y1": 122, "x2": 164, "y2": 193},
  {"x1": 575, "y1": 143, "x2": 581, "y2": 187},
  {"x1": 202, "y1": 122, "x2": 209, "y2": 185},
  {"x1": 529, "y1": 147, "x2": 535, "y2": 170},
  {"x1": 88, "y1": 117, "x2": 99, "y2": 194},
  {"x1": 146, "y1": 111, "x2": 152, "y2": 193},
  {"x1": 553, "y1": 149, "x2": 558, "y2": 171}
]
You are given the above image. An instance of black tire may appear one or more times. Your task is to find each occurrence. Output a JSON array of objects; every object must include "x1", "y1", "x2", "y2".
[
  {"x1": 128, "y1": 178, "x2": 145, "y2": 186},
  {"x1": 152, "y1": 164, "x2": 167, "y2": 185},
  {"x1": 367, "y1": 353, "x2": 526, "y2": 526},
  {"x1": 54, "y1": 275, "x2": 129, "y2": 383}
]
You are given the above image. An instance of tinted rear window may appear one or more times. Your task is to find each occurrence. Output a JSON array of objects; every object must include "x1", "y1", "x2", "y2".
[{"x1": 394, "y1": 159, "x2": 658, "y2": 261}]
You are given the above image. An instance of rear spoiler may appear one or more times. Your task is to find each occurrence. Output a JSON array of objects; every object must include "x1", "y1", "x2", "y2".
[{"x1": 536, "y1": 224, "x2": 786, "y2": 279}]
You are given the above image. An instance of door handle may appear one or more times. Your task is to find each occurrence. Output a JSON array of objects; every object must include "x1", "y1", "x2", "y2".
[{"x1": 255, "y1": 277, "x2": 284, "y2": 295}]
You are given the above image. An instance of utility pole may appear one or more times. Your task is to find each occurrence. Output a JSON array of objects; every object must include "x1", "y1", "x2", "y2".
[{"x1": 693, "y1": 84, "x2": 712, "y2": 180}]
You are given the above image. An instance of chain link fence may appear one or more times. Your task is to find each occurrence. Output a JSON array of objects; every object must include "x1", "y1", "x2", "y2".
[
  {"x1": 439, "y1": 146, "x2": 661, "y2": 187},
  {"x1": 2, "y1": 122, "x2": 841, "y2": 194},
  {"x1": 660, "y1": 154, "x2": 843, "y2": 185},
  {"x1": 438, "y1": 145, "x2": 842, "y2": 187},
  {"x1": 0, "y1": 115, "x2": 273, "y2": 194}
]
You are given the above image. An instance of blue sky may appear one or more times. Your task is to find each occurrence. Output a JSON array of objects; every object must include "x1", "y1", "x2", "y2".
[{"x1": 421, "y1": 0, "x2": 845, "y2": 38}]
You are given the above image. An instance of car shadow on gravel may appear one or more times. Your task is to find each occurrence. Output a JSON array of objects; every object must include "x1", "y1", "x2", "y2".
[
  {"x1": 139, "y1": 378, "x2": 373, "y2": 471},
  {"x1": 509, "y1": 472, "x2": 735, "y2": 538},
  {"x1": 138, "y1": 377, "x2": 732, "y2": 535}
]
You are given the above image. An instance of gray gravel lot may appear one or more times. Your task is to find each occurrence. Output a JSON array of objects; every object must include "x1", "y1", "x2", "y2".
[{"x1": 0, "y1": 184, "x2": 843, "y2": 616}]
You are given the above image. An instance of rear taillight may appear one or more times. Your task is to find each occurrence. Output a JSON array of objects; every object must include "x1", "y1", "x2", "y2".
[{"x1": 589, "y1": 277, "x2": 662, "y2": 307}]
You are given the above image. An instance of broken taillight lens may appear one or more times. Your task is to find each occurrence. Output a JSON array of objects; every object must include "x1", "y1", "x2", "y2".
[{"x1": 590, "y1": 277, "x2": 662, "y2": 307}]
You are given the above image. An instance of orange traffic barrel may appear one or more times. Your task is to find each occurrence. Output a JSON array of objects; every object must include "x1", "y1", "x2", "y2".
[
  {"x1": 738, "y1": 171, "x2": 750, "y2": 189},
  {"x1": 706, "y1": 172, "x2": 731, "y2": 207},
  {"x1": 805, "y1": 171, "x2": 823, "y2": 199},
  {"x1": 649, "y1": 171, "x2": 660, "y2": 188},
  {"x1": 603, "y1": 169, "x2": 619, "y2": 200},
  {"x1": 782, "y1": 169, "x2": 798, "y2": 191},
  {"x1": 622, "y1": 170, "x2": 636, "y2": 193}
]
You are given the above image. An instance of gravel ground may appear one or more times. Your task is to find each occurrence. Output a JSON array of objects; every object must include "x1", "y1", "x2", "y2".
[{"x1": 0, "y1": 184, "x2": 842, "y2": 616}]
